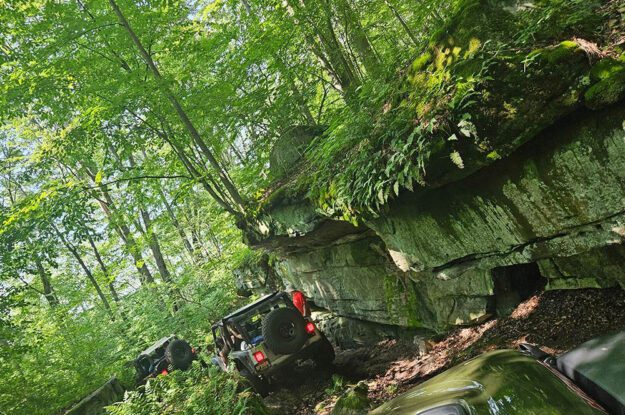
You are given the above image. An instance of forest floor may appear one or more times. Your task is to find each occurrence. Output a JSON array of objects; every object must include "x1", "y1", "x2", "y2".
[{"x1": 263, "y1": 288, "x2": 625, "y2": 414}]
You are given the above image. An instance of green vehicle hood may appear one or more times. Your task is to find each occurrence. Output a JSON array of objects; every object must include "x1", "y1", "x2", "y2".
[{"x1": 370, "y1": 350, "x2": 606, "y2": 415}]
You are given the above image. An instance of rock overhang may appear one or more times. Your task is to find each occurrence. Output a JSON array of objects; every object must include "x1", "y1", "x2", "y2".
[{"x1": 238, "y1": 0, "x2": 625, "y2": 332}]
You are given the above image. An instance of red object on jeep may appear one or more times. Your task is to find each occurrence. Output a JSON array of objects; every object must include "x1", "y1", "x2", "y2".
[
  {"x1": 305, "y1": 322, "x2": 315, "y2": 334},
  {"x1": 253, "y1": 351, "x2": 266, "y2": 363},
  {"x1": 292, "y1": 290, "x2": 306, "y2": 315},
  {"x1": 161, "y1": 369, "x2": 168, "y2": 376}
]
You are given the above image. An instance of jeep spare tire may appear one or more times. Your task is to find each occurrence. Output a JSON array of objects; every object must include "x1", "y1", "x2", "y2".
[
  {"x1": 262, "y1": 307, "x2": 307, "y2": 355},
  {"x1": 165, "y1": 339, "x2": 194, "y2": 370}
]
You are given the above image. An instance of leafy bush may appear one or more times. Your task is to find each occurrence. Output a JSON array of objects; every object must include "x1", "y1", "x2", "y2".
[{"x1": 106, "y1": 363, "x2": 269, "y2": 415}]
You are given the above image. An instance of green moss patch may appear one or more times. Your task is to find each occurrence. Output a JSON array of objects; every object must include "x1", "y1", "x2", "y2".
[
  {"x1": 528, "y1": 40, "x2": 583, "y2": 64},
  {"x1": 585, "y1": 69, "x2": 625, "y2": 110},
  {"x1": 589, "y1": 58, "x2": 625, "y2": 82}
]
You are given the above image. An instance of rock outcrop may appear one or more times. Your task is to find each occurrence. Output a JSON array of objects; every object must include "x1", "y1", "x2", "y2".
[
  {"x1": 239, "y1": 1, "x2": 625, "y2": 333},
  {"x1": 245, "y1": 105, "x2": 625, "y2": 332}
]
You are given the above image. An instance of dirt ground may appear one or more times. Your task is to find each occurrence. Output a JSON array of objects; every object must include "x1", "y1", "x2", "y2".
[{"x1": 263, "y1": 288, "x2": 625, "y2": 414}]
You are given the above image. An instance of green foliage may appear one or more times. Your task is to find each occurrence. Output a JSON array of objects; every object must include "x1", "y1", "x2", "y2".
[
  {"x1": 306, "y1": 38, "x2": 495, "y2": 218},
  {"x1": 324, "y1": 374, "x2": 347, "y2": 395},
  {"x1": 0, "y1": 0, "x2": 619, "y2": 413},
  {"x1": 106, "y1": 363, "x2": 269, "y2": 415},
  {"x1": 290, "y1": 0, "x2": 607, "y2": 219}
]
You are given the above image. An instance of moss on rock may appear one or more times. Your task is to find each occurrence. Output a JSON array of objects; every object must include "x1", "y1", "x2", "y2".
[
  {"x1": 528, "y1": 40, "x2": 583, "y2": 64},
  {"x1": 330, "y1": 382, "x2": 370, "y2": 415},
  {"x1": 585, "y1": 69, "x2": 625, "y2": 110},
  {"x1": 589, "y1": 58, "x2": 625, "y2": 82}
]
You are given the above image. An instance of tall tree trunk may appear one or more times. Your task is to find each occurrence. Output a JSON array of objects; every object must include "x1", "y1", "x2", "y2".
[
  {"x1": 53, "y1": 227, "x2": 115, "y2": 321},
  {"x1": 229, "y1": 143, "x2": 246, "y2": 166},
  {"x1": 206, "y1": 226, "x2": 223, "y2": 258},
  {"x1": 157, "y1": 125, "x2": 238, "y2": 215},
  {"x1": 384, "y1": 0, "x2": 419, "y2": 46},
  {"x1": 285, "y1": 0, "x2": 356, "y2": 92},
  {"x1": 76, "y1": 3, "x2": 241, "y2": 217},
  {"x1": 273, "y1": 53, "x2": 316, "y2": 125},
  {"x1": 35, "y1": 257, "x2": 58, "y2": 307},
  {"x1": 335, "y1": 0, "x2": 381, "y2": 75},
  {"x1": 108, "y1": 0, "x2": 245, "y2": 215},
  {"x1": 317, "y1": 0, "x2": 360, "y2": 84},
  {"x1": 125, "y1": 153, "x2": 172, "y2": 283},
  {"x1": 157, "y1": 187, "x2": 195, "y2": 259},
  {"x1": 87, "y1": 234, "x2": 121, "y2": 303},
  {"x1": 239, "y1": 4, "x2": 315, "y2": 124},
  {"x1": 139, "y1": 207, "x2": 171, "y2": 282},
  {"x1": 66, "y1": 165, "x2": 155, "y2": 285},
  {"x1": 97, "y1": 188, "x2": 155, "y2": 284}
]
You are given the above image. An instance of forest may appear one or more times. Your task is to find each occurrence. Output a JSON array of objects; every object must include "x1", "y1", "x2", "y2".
[{"x1": 2, "y1": 0, "x2": 624, "y2": 414}]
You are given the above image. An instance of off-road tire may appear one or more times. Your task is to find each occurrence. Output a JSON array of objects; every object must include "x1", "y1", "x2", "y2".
[
  {"x1": 314, "y1": 334, "x2": 335, "y2": 367},
  {"x1": 262, "y1": 307, "x2": 307, "y2": 355},
  {"x1": 165, "y1": 339, "x2": 194, "y2": 370},
  {"x1": 240, "y1": 369, "x2": 270, "y2": 397}
]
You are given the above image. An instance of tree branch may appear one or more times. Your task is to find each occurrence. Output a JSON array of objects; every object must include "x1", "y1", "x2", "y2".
[{"x1": 82, "y1": 174, "x2": 191, "y2": 190}]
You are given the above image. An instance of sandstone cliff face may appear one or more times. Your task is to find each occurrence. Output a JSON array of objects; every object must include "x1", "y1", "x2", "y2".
[
  {"x1": 238, "y1": 1, "x2": 625, "y2": 333},
  {"x1": 242, "y1": 105, "x2": 625, "y2": 333}
]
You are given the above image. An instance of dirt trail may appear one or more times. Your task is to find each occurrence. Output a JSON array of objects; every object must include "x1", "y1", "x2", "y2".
[{"x1": 264, "y1": 288, "x2": 625, "y2": 414}]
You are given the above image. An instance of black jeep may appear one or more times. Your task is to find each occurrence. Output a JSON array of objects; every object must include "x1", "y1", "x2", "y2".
[
  {"x1": 210, "y1": 292, "x2": 334, "y2": 396},
  {"x1": 133, "y1": 335, "x2": 197, "y2": 384}
]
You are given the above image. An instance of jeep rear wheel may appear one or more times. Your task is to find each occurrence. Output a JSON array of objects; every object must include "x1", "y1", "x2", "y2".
[
  {"x1": 165, "y1": 339, "x2": 194, "y2": 370},
  {"x1": 240, "y1": 369, "x2": 270, "y2": 397},
  {"x1": 262, "y1": 307, "x2": 307, "y2": 355}
]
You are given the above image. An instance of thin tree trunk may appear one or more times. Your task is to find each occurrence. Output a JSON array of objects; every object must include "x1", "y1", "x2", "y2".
[
  {"x1": 67, "y1": 164, "x2": 155, "y2": 285},
  {"x1": 75, "y1": 3, "x2": 240, "y2": 217},
  {"x1": 285, "y1": 0, "x2": 354, "y2": 92},
  {"x1": 53, "y1": 227, "x2": 115, "y2": 321},
  {"x1": 273, "y1": 53, "x2": 316, "y2": 125},
  {"x1": 87, "y1": 234, "x2": 121, "y2": 303},
  {"x1": 157, "y1": 187, "x2": 195, "y2": 259},
  {"x1": 206, "y1": 226, "x2": 223, "y2": 257},
  {"x1": 35, "y1": 257, "x2": 58, "y2": 307},
  {"x1": 140, "y1": 207, "x2": 171, "y2": 282},
  {"x1": 317, "y1": 0, "x2": 360, "y2": 84},
  {"x1": 108, "y1": 0, "x2": 245, "y2": 215},
  {"x1": 336, "y1": 0, "x2": 381, "y2": 74},
  {"x1": 384, "y1": 0, "x2": 419, "y2": 46},
  {"x1": 97, "y1": 188, "x2": 155, "y2": 284},
  {"x1": 125, "y1": 153, "x2": 172, "y2": 283},
  {"x1": 158, "y1": 127, "x2": 237, "y2": 215},
  {"x1": 230, "y1": 143, "x2": 246, "y2": 166},
  {"x1": 238, "y1": 4, "x2": 314, "y2": 124}
]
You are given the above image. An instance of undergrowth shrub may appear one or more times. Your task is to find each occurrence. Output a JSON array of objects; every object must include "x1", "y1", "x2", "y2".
[{"x1": 106, "y1": 362, "x2": 269, "y2": 415}]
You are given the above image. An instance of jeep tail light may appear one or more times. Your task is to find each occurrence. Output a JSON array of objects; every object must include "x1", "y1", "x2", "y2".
[
  {"x1": 253, "y1": 351, "x2": 266, "y2": 363},
  {"x1": 305, "y1": 322, "x2": 316, "y2": 334},
  {"x1": 161, "y1": 369, "x2": 168, "y2": 376}
]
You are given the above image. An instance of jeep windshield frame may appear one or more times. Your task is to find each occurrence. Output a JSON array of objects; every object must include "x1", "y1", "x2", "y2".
[{"x1": 138, "y1": 335, "x2": 175, "y2": 358}]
